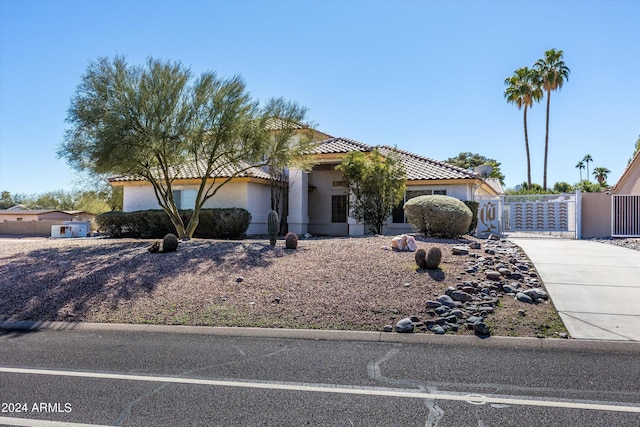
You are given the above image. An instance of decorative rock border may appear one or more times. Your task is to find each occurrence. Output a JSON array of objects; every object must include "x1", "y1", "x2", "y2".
[{"x1": 385, "y1": 237, "x2": 555, "y2": 337}]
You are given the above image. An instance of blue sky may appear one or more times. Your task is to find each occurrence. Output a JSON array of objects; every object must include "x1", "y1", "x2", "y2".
[{"x1": 1, "y1": 0, "x2": 638, "y2": 195}]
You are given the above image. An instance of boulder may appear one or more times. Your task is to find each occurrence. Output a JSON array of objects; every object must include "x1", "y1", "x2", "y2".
[{"x1": 395, "y1": 318, "x2": 415, "y2": 333}]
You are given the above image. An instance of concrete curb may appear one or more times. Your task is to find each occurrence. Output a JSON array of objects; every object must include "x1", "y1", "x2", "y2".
[{"x1": 2, "y1": 320, "x2": 639, "y2": 353}]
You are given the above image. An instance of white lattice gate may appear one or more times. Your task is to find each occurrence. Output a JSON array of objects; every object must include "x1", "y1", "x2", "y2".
[
  {"x1": 477, "y1": 193, "x2": 579, "y2": 239},
  {"x1": 612, "y1": 195, "x2": 640, "y2": 237}
]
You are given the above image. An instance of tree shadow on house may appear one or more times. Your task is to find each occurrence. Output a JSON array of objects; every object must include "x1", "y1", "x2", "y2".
[{"x1": 0, "y1": 239, "x2": 297, "y2": 323}]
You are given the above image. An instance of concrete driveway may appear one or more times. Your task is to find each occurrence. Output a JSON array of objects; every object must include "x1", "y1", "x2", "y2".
[{"x1": 509, "y1": 238, "x2": 640, "y2": 341}]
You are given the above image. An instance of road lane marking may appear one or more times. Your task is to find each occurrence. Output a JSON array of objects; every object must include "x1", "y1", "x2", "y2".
[{"x1": 2, "y1": 366, "x2": 639, "y2": 414}]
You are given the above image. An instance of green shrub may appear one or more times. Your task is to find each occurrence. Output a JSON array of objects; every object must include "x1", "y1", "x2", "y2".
[
  {"x1": 95, "y1": 211, "x2": 127, "y2": 237},
  {"x1": 96, "y1": 208, "x2": 251, "y2": 239},
  {"x1": 463, "y1": 201, "x2": 479, "y2": 232},
  {"x1": 191, "y1": 208, "x2": 252, "y2": 239},
  {"x1": 404, "y1": 195, "x2": 472, "y2": 238}
]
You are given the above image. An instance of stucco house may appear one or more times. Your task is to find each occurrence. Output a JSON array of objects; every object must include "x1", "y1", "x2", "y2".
[
  {"x1": 0, "y1": 207, "x2": 95, "y2": 236},
  {"x1": 614, "y1": 149, "x2": 640, "y2": 195},
  {"x1": 109, "y1": 134, "x2": 502, "y2": 236}
]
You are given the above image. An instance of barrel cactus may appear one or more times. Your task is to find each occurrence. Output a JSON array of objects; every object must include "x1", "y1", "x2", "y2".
[
  {"x1": 414, "y1": 248, "x2": 427, "y2": 269},
  {"x1": 285, "y1": 232, "x2": 298, "y2": 249},
  {"x1": 267, "y1": 210, "x2": 279, "y2": 245},
  {"x1": 162, "y1": 233, "x2": 179, "y2": 253},
  {"x1": 425, "y1": 247, "x2": 442, "y2": 269}
]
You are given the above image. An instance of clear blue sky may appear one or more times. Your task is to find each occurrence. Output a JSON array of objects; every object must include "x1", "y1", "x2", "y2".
[{"x1": 1, "y1": 0, "x2": 638, "y2": 195}]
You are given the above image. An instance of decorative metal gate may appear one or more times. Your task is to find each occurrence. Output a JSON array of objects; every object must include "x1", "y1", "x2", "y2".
[
  {"x1": 612, "y1": 195, "x2": 640, "y2": 237},
  {"x1": 477, "y1": 193, "x2": 579, "y2": 239}
]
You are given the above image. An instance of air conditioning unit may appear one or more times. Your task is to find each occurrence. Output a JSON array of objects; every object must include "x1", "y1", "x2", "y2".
[
  {"x1": 51, "y1": 225, "x2": 75, "y2": 238},
  {"x1": 63, "y1": 221, "x2": 90, "y2": 237}
]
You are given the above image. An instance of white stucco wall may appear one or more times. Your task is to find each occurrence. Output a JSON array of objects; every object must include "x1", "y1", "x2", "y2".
[
  {"x1": 121, "y1": 180, "x2": 272, "y2": 235},
  {"x1": 246, "y1": 182, "x2": 272, "y2": 235}
]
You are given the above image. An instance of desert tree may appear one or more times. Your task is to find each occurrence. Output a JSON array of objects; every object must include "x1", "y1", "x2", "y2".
[
  {"x1": 534, "y1": 49, "x2": 570, "y2": 190},
  {"x1": 336, "y1": 148, "x2": 406, "y2": 235},
  {"x1": 504, "y1": 66, "x2": 542, "y2": 190},
  {"x1": 444, "y1": 152, "x2": 505, "y2": 184},
  {"x1": 60, "y1": 56, "x2": 310, "y2": 238}
]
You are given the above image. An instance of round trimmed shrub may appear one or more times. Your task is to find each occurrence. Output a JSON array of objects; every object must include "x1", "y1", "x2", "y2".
[{"x1": 404, "y1": 195, "x2": 473, "y2": 238}]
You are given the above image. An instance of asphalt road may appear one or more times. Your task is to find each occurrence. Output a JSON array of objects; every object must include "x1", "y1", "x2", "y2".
[{"x1": 1, "y1": 328, "x2": 639, "y2": 426}]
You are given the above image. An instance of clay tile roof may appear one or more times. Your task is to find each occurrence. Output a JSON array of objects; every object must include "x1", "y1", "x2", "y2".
[
  {"x1": 311, "y1": 137, "x2": 373, "y2": 154},
  {"x1": 377, "y1": 146, "x2": 479, "y2": 181},
  {"x1": 108, "y1": 158, "x2": 272, "y2": 183}
]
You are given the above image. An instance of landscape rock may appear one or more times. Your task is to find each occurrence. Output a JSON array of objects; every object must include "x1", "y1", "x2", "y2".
[
  {"x1": 432, "y1": 325, "x2": 446, "y2": 334},
  {"x1": 473, "y1": 322, "x2": 491, "y2": 336},
  {"x1": 425, "y1": 300, "x2": 441, "y2": 309},
  {"x1": 486, "y1": 270, "x2": 502, "y2": 281},
  {"x1": 451, "y1": 290, "x2": 473, "y2": 302},
  {"x1": 452, "y1": 246, "x2": 469, "y2": 255},
  {"x1": 383, "y1": 325, "x2": 393, "y2": 332},
  {"x1": 395, "y1": 318, "x2": 415, "y2": 333},
  {"x1": 468, "y1": 242, "x2": 481, "y2": 250},
  {"x1": 516, "y1": 292, "x2": 534, "y2": 304},
  {"x1": 437, "y1": 294, "x2": 456, "y2": 308}
]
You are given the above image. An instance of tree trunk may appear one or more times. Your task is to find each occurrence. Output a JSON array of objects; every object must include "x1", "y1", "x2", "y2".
[
  {"x1": 523, "y1": 105, "x2": 532, "y2": 190},
  {"x1": 543, "y1": 90, "x2": 551, "y2": 191}
]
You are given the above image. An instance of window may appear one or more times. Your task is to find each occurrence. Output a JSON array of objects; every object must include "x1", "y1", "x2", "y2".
[
  {"x1": 392, "y1": 189, "x2": 447, "y2": 223},
  {"x1": 172, "y1": 189, "x2": 197, "y2": 210},
  {"x1": 331, "y1": 195, "x2": 348, "y2": 223}
]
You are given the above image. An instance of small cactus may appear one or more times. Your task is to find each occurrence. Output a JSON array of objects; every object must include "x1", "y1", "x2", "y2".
[
  {"x1": 162, "y1": 233, "x2": 179, "y2": 253},
  {"x1": 285, "y1": 232, "x2": 298, "y2": 249},
  {"x1": 425, "y1": 247, "x2": 442, "y2": 269},
  {"x1": 415, "y1": 248, "x2": 428, "y2": 269},
  {"x1": 267, "y1": 210, "x2": 279, "y2": 245}
]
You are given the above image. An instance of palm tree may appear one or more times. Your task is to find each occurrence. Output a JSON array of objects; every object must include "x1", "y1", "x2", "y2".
[
  {"x1": 504, "y1": 66, "x2": 543, "y2": 190},
  {"x1": 575, "y1": 161, "x2": 585, "y2": 182},
  {"x1": 582, "y1": 154, "x2": 593, "y2": 182},
  {"x1": 593, "y1": 167, "x2": 611, "y2": 186},
  {"x1": 535, "y1": 49, "x2": 570, "y2": 190}
]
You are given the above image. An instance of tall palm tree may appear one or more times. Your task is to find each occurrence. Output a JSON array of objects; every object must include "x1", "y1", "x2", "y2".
[
  {"x1": 593, "y1": 167, "x2": 611, "y2": 186},
  {"x1": 575, "y1": 161, "x2": 585, "y2": 182},
  {"x1": 535, "y1": 49, "x2": 570, "y2": 190},
  {"x1": 582, "y1": 154, "x2": 593, "y2": 182},
  {"x1": 504, "y1": 66, "x2": 543, "y2": 190}
]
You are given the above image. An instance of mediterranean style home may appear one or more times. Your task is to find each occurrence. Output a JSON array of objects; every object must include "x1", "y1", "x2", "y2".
[{"x1": 109, "y1": 131, "x2": 503, "y2": 236}]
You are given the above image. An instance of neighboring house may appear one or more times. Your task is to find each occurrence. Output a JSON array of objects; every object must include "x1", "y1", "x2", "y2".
[
  {"x1": 614, "y1": 149, "x2": 640, "y2": 195},
  {"x1": 0, "y1": 208, "x2": 95, "y2": 236},
  {"x1": 0, "y1": 208, "x2": 93, "y2": 222},
  {"x1": 110, "y1": 134, "x2": 502, "y2": 236}
]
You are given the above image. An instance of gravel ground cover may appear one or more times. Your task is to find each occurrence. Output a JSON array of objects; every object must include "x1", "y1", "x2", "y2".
[{"x1": 0, "y1": 235, "x2": 567, "y2": 337}]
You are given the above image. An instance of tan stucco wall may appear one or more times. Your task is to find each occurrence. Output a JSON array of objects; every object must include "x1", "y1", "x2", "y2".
[
  {"x1": 615, "y1": 152, "x2": 640, "y2": 195},
  {"x1": 0, "y1": 220, "x2": 62, "y2": 236},
  {"x1": 0, "y1": 212, "x2": 74, "y2": 221},
  {"x1": 581, "y1": 192, "x2": 612, "y2": 238}
]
